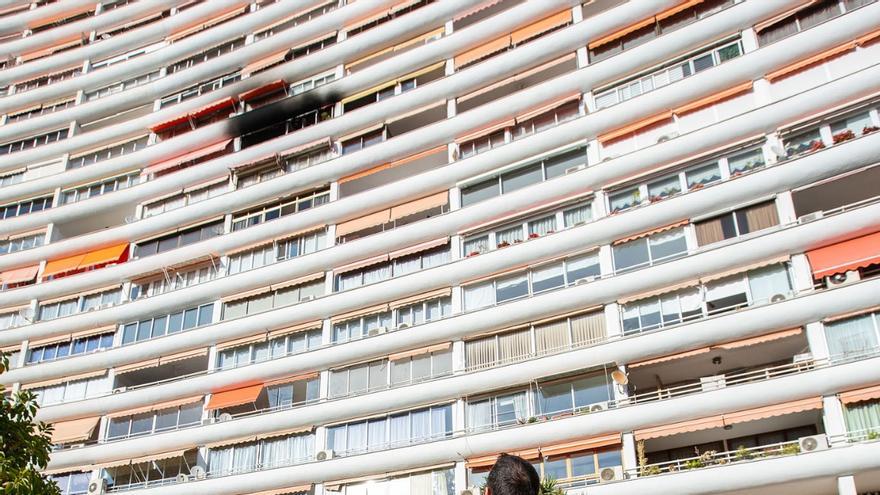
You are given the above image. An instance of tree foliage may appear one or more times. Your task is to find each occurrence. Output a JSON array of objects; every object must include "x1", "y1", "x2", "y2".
[{"x1": 0, "y1": 352, "x2": 61, "y2": 495}]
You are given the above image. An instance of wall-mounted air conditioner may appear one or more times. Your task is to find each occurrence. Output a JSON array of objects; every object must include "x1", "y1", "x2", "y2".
[
  {"x1": 798, "y1": 434, "x2": 828, "y2": 452},
  {"x1": 316, "y1": 449, "x2": 335, "y2": 461},
  {"x1": 599, "y1": 466, "x2": 624, "y2": 483},
  {"x1": 368, "y1": 326, "x2": 387, "y2": 336},
  {"x1": 826, "y1": 270, "x2": 861, "y2": 288}
]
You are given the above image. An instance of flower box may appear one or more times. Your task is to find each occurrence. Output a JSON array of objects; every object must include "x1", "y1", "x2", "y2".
[{"x1": 832, "y1": 130, "x2": 856, "y2": 144}]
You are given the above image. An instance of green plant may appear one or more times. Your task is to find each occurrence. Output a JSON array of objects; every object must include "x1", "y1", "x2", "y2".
[
  {"x1": 683, "y1": 459, "x2": 704, "y2": 470},
  {"x1": 1, "y1": 352, "x2": 62, "y2": 494},
  {"x1": 539, "y1": 477, "x2": 564, "y2": 495},
  {"x1": 734, "y1": 445, "x2": 753, "y2": 461},
  {"x1": 867, "y1": 430, "x2": 879, "y2": 440},
  {"x1": 781, "y1": 443, "x2": 801, "y2": 455}
]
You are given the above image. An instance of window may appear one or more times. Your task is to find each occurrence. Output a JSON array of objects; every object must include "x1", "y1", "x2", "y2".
[
  {"x1": 7, "y1": 99, "x2": 75, "y2": 122},
  {"x1": 290, "y1": 72, "x2": 336, "y2": 96},
  {"x1": 121, "y1": 304, "x2": 214, "y2": 345},
  {"x1": 460, "y1": 146, "x2": 587, "y2": 207},
  {"x1": 339, "y1": 467, "x2": 454, "y2": 495},
  {"x1": 395, "y1": 296, "x2": 452, "y2": 327},
  {"x1": 594, "y1": 39, "x2": 743, "y2": 110},
  {"x1": 825, "y1": 312, "x2": 880, "y2": 361},
  {"x1": 232, "y1": 189, "x2": 329, "y2": 231},
  {"x1": 134, "y1": 220, "x2": 224, "y2": 257},
  {"x1": 459, "y1": 129, "x2": 505, "y2": 159},
  {"x1": 130, "y1": 263, "x2": 219, "y2": 300},
  {"x1": 26, "y1": 332, "x2": 114, "y2": 365},
  {"x1": 0, "y1": 196, "x2": 52, "y2": 219},
  {"x1": 332, "y1": 311, "x2": 392, "y2": 343},
  {"x1": 103, "y1": 451, "x2": 196, "y2": 491},
  {"x1": 513, "y1": 100, "x2": 581, "y2": 140},
  {"x1": 266, "y1": 377, "x2": 320, "y2": 409},
  {"x1": 727, "y1": 148, "x2": 766, "y2": 175},
  {"x1": 468, "y1": 391, "x2": 529, "y2": 430},
  {"x1": 33, "y1": 374, "x2": 111, "y2": 406},
  {"x1": 167, "y1": 37, "x2": 246, "y2": 74},
  {"x1": 535, "y1": 372, "x2": 613, "y2": 416},
  {"x1": 0, "y1": 129, "x2": 69, "y2": 155},
  {"x1": 0, "y1": 232, "x2": 44, "y2": 254},
  {"x1": 85, "y1": 70, "x2": 161, "y2": 101},
  {"x1": 14, "y1": 68, "x2": 81, "y2": 93},
  {"x1": 290, "y1": 34, "x2": 336, "y2": 59},
  {"x1": 612, "y1": 227, "x2": 688, "y2": 273},
  {"x1": 336, "y1": 245, "x2": 451, "y2": 291},
  {"x1": 222, "y1": 280, "x2": 323, "y2": 320},
  {"x1": 390, "y1": 346, "x2": 453, "y2": 385},
  {"x1": 142, "y1": 180, "x2": 227, "y2": 217},
  {"x1": 758, "y1": 0, "x2": 844, "y2": 46},
  {"x1": 67, "y1": 136, "x2": 149, "y2": 169},
  {"x1": 464, "y1": 199, "x2": 592, "y2": 255},
  {"x1": 341, "y1": 128, "x2": 385, "y2": 155},
  {"x1": 622, "y1": 263, "x2": 792, "y2": 334},
  {"x1": 107, "y1": 402, "x2": 203, "y2": 440},
  {"x1": 464, "y1": 253, "x2": 600, "y2": 310},
  {"x1": 91, "y1": 45, "x2": 157, "y2": 71},
  {"x1": 329, "y1": 359, "x2": 390, "y2": 398},
  {"x1": 0, "y1": 311, "x2": 27, "y2": 330},
  {"x1": 207, "y1": 432, "x2": 314, "y2": 476},
  {"x1": 327, "y1": 404, "x2": 452, "y2": 455},
  {"x1": 159, "y1": 73, "x2": 241, "y2": 108},
  {"x1": 217, "y1": 328, "x2": 322, "y2": 369},
  {"x1": 254, "y1": 2, "x2": 336, "y2": 40},
  {"x1": 60, "y1": 173, "x2": 141, "y2": 205},
  {"x1": 236, "y1": 147, "x2": 333, "y2": 189},
  {"x1": 346, "y1": 0, "x2": 432, "y2": 37},
  {"x1": 694, "y1": 201, "x2": 779, "y2": 246},
  {"x1": 38, "y1": 288, "x2": 122, "y2": 321},
  {"x1": 50, "y1": 472, "x2": 90, "y2": 495},
  {"x1": 532, "y1": 449, "x2": 622, "y2": 482},
  {"x1": 784, "y1": 129, "x2": 824, "y2": 158}
]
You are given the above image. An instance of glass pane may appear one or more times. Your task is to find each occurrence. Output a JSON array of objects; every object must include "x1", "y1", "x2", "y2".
[
  {"x1": 532, "y1": 262, "x2": 565, "y2": 293},
  {"x1": 613, "y1": 238, "x2": 649, "y2": 272},
  {"x1": 495, "y1": 274, "x2": 529, "y2": 302},
  {"x1": 501, "y1": 164, "x2": 543, "y2": 193},
  {"x1": 686, "y1": 163, "x2": 721, "y2": 189}
]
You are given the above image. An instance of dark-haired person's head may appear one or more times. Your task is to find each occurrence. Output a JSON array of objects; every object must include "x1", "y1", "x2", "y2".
[{"x1": 485, "y1": 453, "x2": 540, "y2": 495}]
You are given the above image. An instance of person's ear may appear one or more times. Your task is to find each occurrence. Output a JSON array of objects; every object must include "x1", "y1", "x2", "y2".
[{"x1": 484, "y1": 489, "x2": 491, "y2": 495}]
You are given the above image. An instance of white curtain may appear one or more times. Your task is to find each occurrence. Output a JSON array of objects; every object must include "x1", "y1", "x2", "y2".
[
  {"x1": 571, "y1": 311, "x2": 606, "y2": 344},
  {"x1": 66, "y1": 379, "x2": 88, "y2": 401},
  {"x1": 261, "y1": 437, "x2": 288, "y2": 469},
  {"x1": 466, "y1": 337, "x2": 497, "y2": 370},
  {"x1": 535, "y1": 320, "x2": 569, "y2": 354},
  {"x1": 464, "y1": 283, "x2": 495, "y2": 311},
  {"x1": 347, "y1": 422, "x2": 367, "y2": 453},
  {"x1": 528, "y1": 216, "x2": 556, "y2": 235},
  {"x1": 208, "y1": 448, "x2": 232, "y2": 475},
  {"x1": 705, "y1": 275, "x2": 746, "y2": 301},
  {"x1": 394, "y1": 256, "x2": 421, "y2": 275},
  {"x1": 389, "y1": 414, "x2": 409, "y2": 446},
  {"x1": 496, "y1": 226, "x2": 524, "y2": 244},
  {"x1": 232, "y1": 443, "x2": 256, "y2": 474},
  {"x1": 826, "y1": 315, "x2": 879, "y2": 359},
  {"x1": 468, "y1": 400, "x2": 492, "y2": 431},
  {"x1": 747, "y1": 264, "x2": 791, "y2": 304},
  {"x1": 563, "y1": 205, "x2": 591, "y2": 227},
  {"x1": 498, "y1": 330, "x2": 531, "y2": 363},
  {"x1": 363, "y1": 264, "x2": 392, "y2": 285},
  {"x1": 368, "y1": 419, "x2": 387, "y2": 450},
  {"x1": 410, "y1": 473, "x2": 432, "y2": 495},
  {"x1": 410, "y1": 409, "x2": 430, "y2": 442}
]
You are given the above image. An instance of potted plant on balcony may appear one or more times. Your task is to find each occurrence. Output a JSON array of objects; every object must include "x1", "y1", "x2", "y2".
[
  {"x1": 832, "y1": 129, "x2": 856, "y2": 144},
  {"x1": 734, "y1": 445, "x2": 753, "y2": 461},
  {"x1": 864, "y1": 125, "x2": 880, "y2": 135},
  {"x1": 497, "y1": 241, "x2": 510, "y2": 248},
  {"x1": 808, "y1": 139, "x2": 826, "y2": 152},
  {"x1": 467, "y1": 251, "x2": 481, "y2": 257},
  {"x1": 781, "y1": 443, "x2": 801, "y2": 455},
  {"x1": 528, "y1": 232, "x2": 541, "y2": 239},
  {"x1": 539, "y1": 478, "x2": 564, "y2": 495},
  {"x1": 868, "y1": 430, "x2": 879, "y2": 440},
  {"x1": 513, "y1": 239, "x2": 523, "y2": 244}
]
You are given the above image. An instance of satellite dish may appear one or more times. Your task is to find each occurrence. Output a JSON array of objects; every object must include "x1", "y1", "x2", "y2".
[
  {"x1": 611, "y1": 369, "x2": 629, "y2": 386},
  {"x1": 189, "y1": 465, "x2": 206, "y2": 480},
  {"x1": 17, "y1": 307, "x2": 34, "y2": 322},
  {"x1": 770, "y1": 144, "x2": 787, "y2": 159}
]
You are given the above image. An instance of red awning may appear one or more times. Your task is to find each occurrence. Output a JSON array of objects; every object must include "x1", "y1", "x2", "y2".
[
  {"x1": 141, "y1": 139, "x2": 231, "y2": 176},
  {"x1": 239, "y1": 80, "x2": 287, "y2": 102},
  {"x1": 1, "y1": 265, "x2": 39, "y2": 285},
  {"x1": 150, "y1": 113, "x2": 191, "y2": 133},
  {"x1": 190, "y1": 97, "x2": 237, "y2": 120},
  {"x1": 806, "y1": 230, "x2": 880, "y2": 279},
  {"x1": 206, "y1": 384, "x2": 263, "y2": 410}
]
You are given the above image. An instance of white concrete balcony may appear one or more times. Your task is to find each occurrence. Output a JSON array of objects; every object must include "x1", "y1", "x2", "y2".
[
  {"x1": 94, "y1": 353, "x2": 880, "y2": 494},
  {"x1": 0, "y1": 13, "x2": 876, "y2": 314},
  {"x1": 2, "y1": 108, "x2": 878, "y2": 382}
]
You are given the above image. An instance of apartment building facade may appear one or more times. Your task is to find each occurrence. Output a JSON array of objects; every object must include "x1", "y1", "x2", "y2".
[{"x1": 0, "y1": 0, "x2": 880, "y2": 494}]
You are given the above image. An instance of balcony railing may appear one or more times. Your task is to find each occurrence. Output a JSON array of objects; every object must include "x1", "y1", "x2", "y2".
[{"x1": 632, "y1": 439, "x2": 802, "y2": 477}]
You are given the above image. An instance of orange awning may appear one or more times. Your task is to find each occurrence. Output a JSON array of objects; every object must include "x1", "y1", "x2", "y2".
[
  {"x1": 656, "y1": 0, "x2": 705, "y2": 20},
  {"x1": 636, "y1": 397, "x2": 822, "y2": 439},
  {"x1": 754, "y1": 1, "x2": 818, "y2": 33},
  {"x1": 334, "y1": 254, "x2": 389, "y2": 275},
  {"x1": 511, "y1": 10, "x2": 571, "y2": 45},
  {"x1": 766, "y1": 42, "x2": 855, "y2": 82},
  {"x1": 239, "y1": 80, "x2": 287, "y2": 101},
  {"x1": 28, "y1": 4, "x2": 94, "y2": 29},
  {"x1": 467, "y1": 448, "x2": 541, "y2": 469},
  {"x1": 598, "y1": 112, "x2": 673, "y2": 144},
  {"x1": 589, "y1": 17, "x2": 655, "y2": 50},
  {"x1": 389, "y1": 192, "x2": 448, "y2": 221},
  {"x1": 806, "y1": 230, "x2": 880, "y2": 279},
  {"x1": 629, "y1": 347, "x2": 712, "y2": 368},
  {"x1": 613, "y1": 220, "x2": 688, "y2": 245},
  {"x1": 206, "y1": 384, "x2": 264, "y2": 410},
  {"x1": 454, "y1": 0, "x2": 501, "y2": 21},
  {"x1": 190, "y1": 97, "x2": 237, "y2": 120},
  {"x1": 1, "y1": 265, "x2": 39, "y2": 285},
  {"x1": 335, "y1": 209, "x2": 391, "y2": 237},
  {"x1": 51, "y1": 416, "x2": 100, "y2": 444},
  {"x1": 674, "y1": 81, "x2": 753, "y2": 115},
  {"x1": 388, "y1": 342, "x2": 451, "y2": 361},
  {"x1": 141, "y1": 139, "x2": 232, "y2": 176},
  {"x1": 856, "y1": 29, "x2": 880, "y2": 47},
  {"x1": 389, "y1": 237, "x2": 448, "y2": 260},
  {"x1": 840, "y1": 384, "x2": 880, "y2": 405},
  {"x1": 78, "y1": 243, "x2": 128, "y2": 270},
  {"x1": 42, "y1": 254, "x2": 86, "y2": 279},
  {"x1": 455, "y1": 35, "x2": 511, "y2": 67},
  {"x1": 540, "y1": 433, "x2": 621, "y2": 457},
  {"x1": 243, "y1": 50, "x2": 288, "y2": 76}
]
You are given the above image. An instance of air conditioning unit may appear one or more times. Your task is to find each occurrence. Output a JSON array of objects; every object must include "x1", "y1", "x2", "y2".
[
  {"x1": 301, "y1": 295, "x2": 316, "y2": 302},
  {"x1": 316, "y1": 449, "x2": 335, "y2": 461},
  {"x1": 798, "y1": 434, "x2": 829, "y2": 452},
  {"x1": 565, "y1": 164, "x2": 587, "y2": 175},
  {"x1": 217, "y1": 413, "x2": 233, "y2": 422},
  {"x1": 176, "y1": 473, "x2": 189, "y2": 483},
  {"x1": 770, "y1": 293, "x2": 789, "y2": 303},
  {"x1": 190, "y1": 466, "x2": 206, "y2": 480},
  {"x1": 575, "y1": 275, "x2": 598, "y2": 285},
  {"x1": 87, "y1": 479, "x2": 107, "y2": 495},
  {"x1": 700, "y1": 375, "x2": 726, "y2": 391},
  {"x1": 112, "y1": 386, "x2": 127, "y2": 394},
  {"x1": 396, "y1": 322, "x2": 411, "y2": 330},
  {"x1": 799, "y1": 211, "x2": 824, "y2": 223},
  {"x1": 793, "y1": 352, "x2": 813, "y2": 364},
  {"x1": 367, "y1": 326, "x2": 387, "y2": 337},
  {"x1": 826, "y1": 270, "x2": 861, "y2": 288},
  {"x1": 589, "y1": 401, "x2": 609, "y2": 413},
  {"x1": 598, "y1": 466, "x2": 623, "y2": 483},
  {"x1": 656, "y1": 132, "x2": 678, "y2": 143}
]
